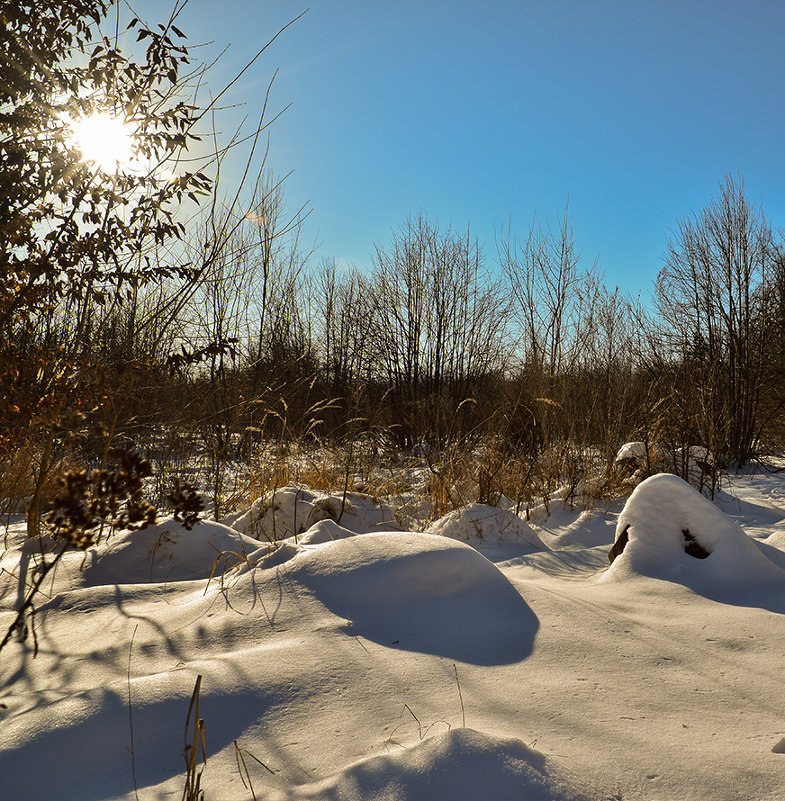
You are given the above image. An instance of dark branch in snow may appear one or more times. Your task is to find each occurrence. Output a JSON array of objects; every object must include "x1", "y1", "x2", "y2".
[
  {"x1": 608, "y1": 524, "x2": 630, "y2": 564},
  {"x1": 682, "y1": 528, "x2": 711, "y2": 559}
]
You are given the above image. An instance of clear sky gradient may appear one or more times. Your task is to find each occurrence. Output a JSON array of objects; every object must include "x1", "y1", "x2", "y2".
[{"x1": 141, "y1": 0, "x2": 785, "y2": 297}]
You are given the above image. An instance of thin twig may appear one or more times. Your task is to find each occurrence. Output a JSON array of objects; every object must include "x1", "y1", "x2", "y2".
[
  {"x1": 128, "y1": 624, "x2": 141, "y2": 801},
  {"x1": 453, "y1": 663, "x2": 466, "y2": 728}
]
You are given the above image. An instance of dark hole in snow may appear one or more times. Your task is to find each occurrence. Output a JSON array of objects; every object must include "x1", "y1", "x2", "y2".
[
  {"x1": 682, "y1": 528, "x2": 710, "y2": 559},
  {"x1": 608, "y1": 525, "x2": 629, "y2": 564}
]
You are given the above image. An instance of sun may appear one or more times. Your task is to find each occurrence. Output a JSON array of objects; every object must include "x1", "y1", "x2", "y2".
[{"x1": 67, "y1": 112, "x2": 137, "y2": 172}]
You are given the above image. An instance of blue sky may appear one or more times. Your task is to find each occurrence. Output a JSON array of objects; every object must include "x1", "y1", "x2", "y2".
[{"x1": 142, "y1": 0, "x2": 785, "y2": 297}]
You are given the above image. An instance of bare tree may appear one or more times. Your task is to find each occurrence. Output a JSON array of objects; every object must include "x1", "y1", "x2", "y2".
[
  {"x1": 316, "y1": 260, "x2": 376, "y2": 399},
  {"x1": 655, "y1": 174, "x2": 777, "y2": 464},
  {"x1": 498, "y1": 203, "x2": 600, "y2": 447},
  {"x1": 369, "y1": 213, "x2": 511, "y2": 447},
  {"x1": 499, "y1": 204, "x2": 599, "y2": 377}
]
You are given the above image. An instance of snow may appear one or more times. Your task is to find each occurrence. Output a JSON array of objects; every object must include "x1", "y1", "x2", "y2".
[
  {"x1": 283, "y1": 532, "x2": 539, "y2": 664},
  {"x1": 4, "y1": 469, "x2": 785, "y2": 800},
  {"x1": 82, "y1": 519, "x2": 263, "y2": 586},
  {"x1": 606, "y1": 473, "x2": 785, "y2": 606},
  {"x1": 271, "y1": 728, "x2": 587, "y2": 801},
  {"x1": 229, "y1": 485, "x2": 400, "y2": 541},
  {"x1": 614, "y1": 441, "x2": 716, "y2": 489},
  {"x1": 426, "y1": 502, "x2": 546, "y2": 550},
  {"x1": 613, "y1": 440, "x2": 669, "y2": 478}
]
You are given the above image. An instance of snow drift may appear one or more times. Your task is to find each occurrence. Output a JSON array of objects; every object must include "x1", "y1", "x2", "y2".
[
  {"x1": 6, "y1": 467, "x2": 785, "y2": 800},
  {"x1": 426, "y1": 503, "x2": 546, "y2": 550},
  {"x1": 270, "y1": 727, "x2": 590, "y2": 801},
  {"x1": 605, "y1": 473, "x2": 785, "y2": 607},
  {"x1": 283, "y1": 531, "x2": 539, "y2": 664},
  {"x1": 81, "y1": 518, "x2": 262, "y2": 585}
]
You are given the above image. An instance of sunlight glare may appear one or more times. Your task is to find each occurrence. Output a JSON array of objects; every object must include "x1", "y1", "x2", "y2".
[{"x1": 68, "y1": 112, "x2": 136, "y2": 172}]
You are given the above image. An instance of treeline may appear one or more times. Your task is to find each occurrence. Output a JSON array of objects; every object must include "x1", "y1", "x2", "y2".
[
  {"x1": 134, "y1": 177, "x2": 785, "y2": 466},
  {"x1": 12, "y1": 174, "x2": 785, "y2": 502}
]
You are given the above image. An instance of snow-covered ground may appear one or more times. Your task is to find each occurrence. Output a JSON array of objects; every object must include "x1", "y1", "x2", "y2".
[{"x1": 3, "y1": 468, "x2": 785, "y2": 800}]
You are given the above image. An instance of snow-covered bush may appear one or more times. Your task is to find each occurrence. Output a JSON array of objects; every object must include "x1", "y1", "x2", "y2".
[
  {"x1": 614, "y1": 441, "x2": 721, "y2": 494},
  {"x1": 229, "y1": 484, "x2": 400, "y2": 542}
]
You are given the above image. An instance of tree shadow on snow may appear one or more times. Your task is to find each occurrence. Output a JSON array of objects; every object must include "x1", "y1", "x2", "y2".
[
  {"x1": 0, "y1": 681, "x2": 284, "y2": 801},
  {"x1": 334, "y1": 589, "x2": 539, "y2": 666}
]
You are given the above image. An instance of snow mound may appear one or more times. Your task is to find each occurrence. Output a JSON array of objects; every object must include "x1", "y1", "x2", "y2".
[
  {"x1": 762, "y1": 529, "x2": 785, "y2": 552},
  {"x1": 614, "y1": 441, "x2": 670, "y2": 485},
  {"x1": 605, "y1": 473, "x2": 785, "y2": 603},
  {"x1": 231, "y1": 485, "x2": 400, "y2": 541},
  {"x1": 81, "y1": 518, "x2": 261, "y2": 585},
  {"x1": 614, "y1": 442, "x2": 718, "y2": 490},
  {"x1": 297, "y1": 518, "x2": 357, "y2": 544},
  {"x1": 426, "y1": 503, "x2": 546, "y2": 550},
  {"x1": 273, "y1": 728, "x2": 589, "y2": 801},
  {"x1": 285, "y1": 532, "x2": 538, "y2": 664},
  {"x1": 614, "y1": 440, "x2": 668, "y2": 474}
]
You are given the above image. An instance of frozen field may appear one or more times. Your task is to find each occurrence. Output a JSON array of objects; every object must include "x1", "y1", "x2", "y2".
[{"x1": 3, "y1": 468, "x2": 785, "y2": 800}]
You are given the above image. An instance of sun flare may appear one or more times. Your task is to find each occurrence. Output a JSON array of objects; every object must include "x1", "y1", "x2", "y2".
[{"x1": 67, "y1": 112, "x2": 136, "y2": 172}]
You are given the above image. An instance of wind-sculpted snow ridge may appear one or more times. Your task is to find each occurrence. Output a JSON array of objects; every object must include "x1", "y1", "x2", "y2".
[
  {"x1": 229, "y1": 485, "x2": 400, "y2": 542},
  {"x1": 605, "y1": 473, "x2": 785, "y2": 608},
  {"x1": 426, "y1": 502, "x2": 546, "y2": 550},
  {"x1": 284, "y1": 531, "x2": 539, "y2": 664},
  {"x1": 268, "y1": 727, "x2": 591, "y2": 801}
]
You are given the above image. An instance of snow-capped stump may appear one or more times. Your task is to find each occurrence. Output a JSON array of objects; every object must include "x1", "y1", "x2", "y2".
[
  {"x1": 81, "y1": 518, "x2": 263, "y2": 585},
  {"x1": 605, "y1": 473, "x2": 785, "y2": 600},
  {"x1": 614, "y1": 441, "x2": 668, "y2": 480},
  {"x1": 229, "y1": 485, "x2": 400, "y2": 542},
  {"x1": 284, "y1": 531, "x2": 538, "y2": 664},
  {"x1": 426, "y1": 503, "x2": 546, "y2": 550}
]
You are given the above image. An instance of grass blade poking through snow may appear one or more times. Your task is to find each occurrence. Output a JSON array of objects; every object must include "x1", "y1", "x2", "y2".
[
  {"x1": 183, "y1": 675, "x2": 207, "y2": 801},
  {"x1": 128, "y1": 625, "x2": 140, "y2": 801},
  {"x1": 234, "y1": 739, "x2": 276, "y2": 800}
]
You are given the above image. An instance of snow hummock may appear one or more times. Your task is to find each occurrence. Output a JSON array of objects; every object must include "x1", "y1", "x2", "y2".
[
  {"x1": 614, "y1": 442, "x2": 717, "y2": 489},
  {"x1": 613, "y1": 440, "x2": 669, "y2": 481},
  {"x1": 230, "y1": 485, "x2": 400, "y2": 541},
  {"x1": 284, "y1": 532, "x2": 538, "y2": 664},
  {"x1": 605, "y1": 473, "x2": 785, "y2": 605},
  {"x1": 426, "y1": 503, "x2": 546, "y2": 550},
  {"x1": 81, "y1": 518, "x2": 262, "y2": 585},
  {"x1": 270, "y1": 727, "x2": 588, "y2": 801},
  {"x1": 614, "y1": 440, "x2": 667, "y2": 469}
]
